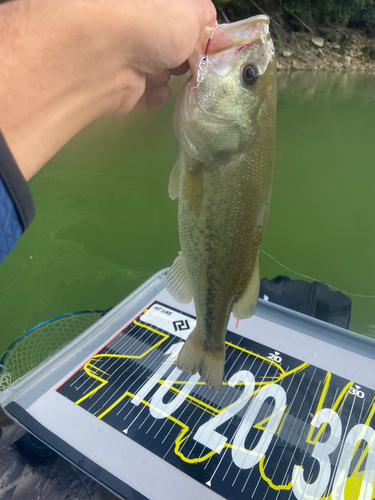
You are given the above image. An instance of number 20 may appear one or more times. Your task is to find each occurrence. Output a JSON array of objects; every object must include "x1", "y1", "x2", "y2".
[{"x1": 194, "y1": 371, "x2": 287, "y2": 469}]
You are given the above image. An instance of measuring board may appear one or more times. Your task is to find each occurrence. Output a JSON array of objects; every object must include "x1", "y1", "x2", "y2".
[{"x1": 1, "y1": 270, "x2": 375, "y2": 500}]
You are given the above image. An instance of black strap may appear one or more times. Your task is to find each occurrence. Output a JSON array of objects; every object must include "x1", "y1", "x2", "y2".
[{"x1": 0, "y1": 129, "x2": 35, "y2": 231}]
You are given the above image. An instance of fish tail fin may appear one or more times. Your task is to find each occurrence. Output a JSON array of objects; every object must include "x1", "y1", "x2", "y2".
[{"x1": 177, "y1": 329, "x2": 225, "y2": 392}]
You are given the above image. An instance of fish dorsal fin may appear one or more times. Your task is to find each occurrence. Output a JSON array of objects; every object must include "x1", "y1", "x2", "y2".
[
  {"x1": 166, "y1": 252, "x2": 193, "y2": 304},
  {"x1": 232, "y1": 257, "x2": 260, "y2": 320},
  {"x1": 168, "y1": 161, "x2": 180, "y2": 200}
]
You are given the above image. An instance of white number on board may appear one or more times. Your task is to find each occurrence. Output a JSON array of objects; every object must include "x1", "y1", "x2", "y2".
[
  {"x1": 232, "y1": 383, "x2": 287, "y2": 469},
  {"x1": 292, "y1": 409, "x2": 342, "y2": 500},
  {"x1": 193, "y1": 370, "x2": 255, "y2": 454}
]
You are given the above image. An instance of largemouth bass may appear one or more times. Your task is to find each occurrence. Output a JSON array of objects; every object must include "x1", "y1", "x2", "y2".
[{"x1": 166, "y1": 15, "x2": 276, "y2": 392}]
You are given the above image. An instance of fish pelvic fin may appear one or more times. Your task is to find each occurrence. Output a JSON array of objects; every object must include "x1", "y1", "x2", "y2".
[
  {"x1": 177, "y1": 329, "x2": 225, "y2": 392},
  {"x1": 168, "y1": 161, "x2": 180, "y2": 200},
  {"x1": 166, "y1": 252, "x2": 193, "y2": 304},
  {"x1": 232, "y1": 256, "x2": 260, "y2": 320}
]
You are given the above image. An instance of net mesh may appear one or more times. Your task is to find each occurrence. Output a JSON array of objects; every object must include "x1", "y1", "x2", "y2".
[{"x1": 0, "y1": 312, "x2": 102, "y2": 392}]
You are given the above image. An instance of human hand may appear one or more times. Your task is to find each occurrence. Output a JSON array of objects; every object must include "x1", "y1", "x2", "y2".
[
  {"x1": 134, "y1": 62, "x2": 190, "y2": 112},
  {"x1": 86, "y1": 0, "x2": 217, "y2": 113},
  {"x1": 0, "y1": 0, "x2": 217, "y2": 179}
]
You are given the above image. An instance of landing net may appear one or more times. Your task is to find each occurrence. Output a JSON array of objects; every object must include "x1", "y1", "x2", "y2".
[{"x1": 0, "y1": 311, "x2": 104, "y2": 392}]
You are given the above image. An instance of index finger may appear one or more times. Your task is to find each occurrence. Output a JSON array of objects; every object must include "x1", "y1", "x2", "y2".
[
  {"x1": 196, "y1": 0, "x2": 217, "y2": 29},
  {"x1": 171, "y1": 61, "x2": 190, "y2": 76}
]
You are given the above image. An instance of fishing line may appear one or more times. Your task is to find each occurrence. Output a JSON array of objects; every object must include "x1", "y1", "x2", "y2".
[
  {"x1": 196, "y1": 23, "x2": 228, "y2": 84},
  {"x1": 260, "y1": 249, "x2": 375, "y2": 298}
]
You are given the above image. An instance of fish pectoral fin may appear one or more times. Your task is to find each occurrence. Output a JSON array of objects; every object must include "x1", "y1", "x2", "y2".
[
  {"x1": 232, "y1": 256, "x2": 260, "y2": 320},
  {"x1": 168, "y1": 160, "x2": 180, "y2": 200},
  {"x1": 166, "y1": 252, "x2": 193, "y2": 304},
  {"x1": 177, "y1": 329, "x2": 225, "y2": 393},
  {"x1": 184, "y1": 167, "x2": 203, "y2": 215}
]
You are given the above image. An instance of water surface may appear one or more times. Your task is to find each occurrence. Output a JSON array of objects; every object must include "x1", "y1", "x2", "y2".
[{"x1": 0, "y1": 72, "x2": 374, "y2": 357}]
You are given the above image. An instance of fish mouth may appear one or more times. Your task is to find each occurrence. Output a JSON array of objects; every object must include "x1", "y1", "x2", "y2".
[
  {"x1": 189, "y1": 15, "x2": 272, "y2": 78},
  {"x1": 201, "y1": 15, "x2": 270, "y2": 55}
]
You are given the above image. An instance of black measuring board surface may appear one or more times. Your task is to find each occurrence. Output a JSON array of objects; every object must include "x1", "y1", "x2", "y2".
[{"x1": 57, "y1": 300, "x2": 375, "y2": 500}]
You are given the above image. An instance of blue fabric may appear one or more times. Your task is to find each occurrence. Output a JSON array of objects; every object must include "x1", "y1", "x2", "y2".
[
  {"x1": 0, "y1": 176, "x2": 23, "y2": 264},
  {"x1": 0, "y1": 130, "x2": 35, "y2": 231}
]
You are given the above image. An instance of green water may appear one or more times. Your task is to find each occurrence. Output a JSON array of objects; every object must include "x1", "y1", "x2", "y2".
[{"x1": 0, "y1": 72, "x2": 374, "y2": 357}]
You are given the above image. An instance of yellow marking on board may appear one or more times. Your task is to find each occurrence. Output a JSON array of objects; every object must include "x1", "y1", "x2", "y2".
[
  {"x1": 343, "y1": 396, "x2": 375, "y2": 489},
  {"x1": 174, "y1": 425, "x2": 228, "y2": 463},
  {"x1": 96, "y1": 390, "x2": 193, "y2": 447},
  {"x1": 320, "y1": 470, "x2": 375, "y2": 500},
  {"x1": 364, "y1": 396, "x2": 375, "y2": 426},
  {"x1": 225, "y1": 341, "x2": 284, "y2": 373},
  {"x1": 91, "y1": 320, "x2": 169, "y2": 361},
  {"x1": 276, "y1": 406, "x2": 289, "y2": 435},
  {"x1": 74, "y1": 321, "x2": 169, "y2": 405},
  {"x1": 159, "y1": 363, "x2": 309, "y2": 391},
  {"x1": 98, "y1": 391, "x2": 132, "y2": 419},
  {"x1": 305, "y1": 372, "x2": 331, "y2": 444},
  {"x1": 86, "y1": 363, "x2": 109, "y2": 376},
  {"x1": 184, "y1": 400, "x2": 217, "y2": 416},
  {"x1": 82, "y1": 314, "x2": 309, "y2": 417},
  {"x1": 157, "y1": 364, "x2": 306, "y2": 420},
  {"x1": 76, "y1": 316, "x2": 311, "y2": 465},
  {"x1": 80, "y1": 355, "x2": 296, "y2": 465},
  {"x1": 316, "y1": 373, "x2": 331, "y2": 409},
  {"x1": 254, "y1": 410, "x2": 294, "y2": 492},
  {"x1": 350, "y1": 396, "x2": 375, "y2": 475},
  {"x1": 253, "y1": 405, "x2": 288, "y2": 432},
  {"x1": 174, "y1": 399, "x2": 289, "y2": 464},
  {"x1": 80, "y1": 355, "x2": 308, "y2": 464},
  {"x1": 259, "y1": 455, "x2": 293, "y2": 490},
  {"x1": 254, "y1": 363, "x2": 309, "y2": 389},
  {"x1": 96, "y1": 390, "x2": 226, "y2": 464},
  {"x1": 76, "y1": 313, "x2": 309, "y2": 414},
  {"x1": 75, "y1": 364, "x2": 109, "y2": 405},
  {"x1": 340, "y1": 472, "x2": 375, "y2": 500},
  {"x1": 161, "y1": 384, "x2": 217, "y2": 415},
  {"x1": 257, "y1": 378, "x2": 357, "y2": 495},
  {"x1": 301, "y1": 395, "x2": 375, "y2": 500},
  {"x1": 306, "y1": 378, "x2": 353, "y2": 445}
]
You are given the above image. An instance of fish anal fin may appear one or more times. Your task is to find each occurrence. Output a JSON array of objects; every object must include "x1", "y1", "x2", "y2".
[
  {"x1": 232, "y1": 257, "x2": 260, "y2": 320},
  {"x1": 168, "y1": 161, "x2": 180, "y2": 200},
  {"x1": 166, "y1": 252, "x2": 193, "y2": 304},
  {"x1": 177, "y1": 329, "x2": 225, "y2": 392}
]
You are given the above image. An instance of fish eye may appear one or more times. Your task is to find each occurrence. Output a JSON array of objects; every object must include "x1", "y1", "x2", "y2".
[{"x1": 242, "y1": 64, "x2": 259, "y2": 86}]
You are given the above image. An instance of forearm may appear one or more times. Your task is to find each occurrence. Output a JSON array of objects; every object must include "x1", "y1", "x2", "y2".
[
  {"x1": 0, "y1": 0, "x2": 143, "y2": 181},
  {"x1": 0, "y1": 0, "x2": 216, "y2": 181}
]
